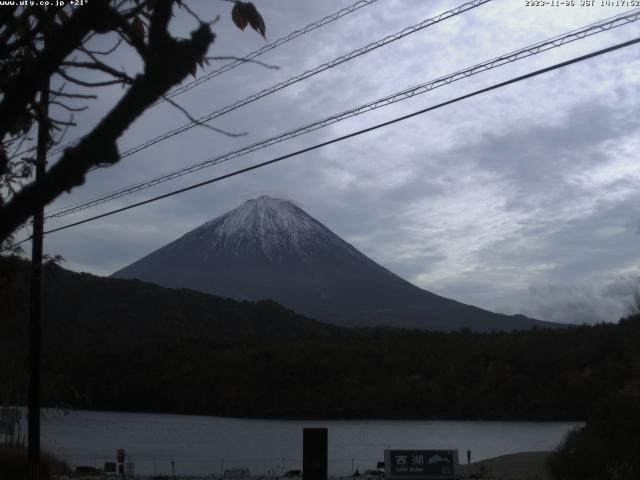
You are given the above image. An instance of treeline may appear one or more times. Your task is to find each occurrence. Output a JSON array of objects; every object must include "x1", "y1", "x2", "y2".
[
  {"x1": 547, "y1": 379, "x2": 640, "y2": 479},
  {"x1": 41, "y1": 318, "x2": 640, "y2": 420},
  {"x1": 1, "y1": 256, "x2": 639, "y2": 421}
]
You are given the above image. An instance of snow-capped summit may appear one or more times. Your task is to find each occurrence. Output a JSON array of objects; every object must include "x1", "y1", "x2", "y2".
[
  {"x1": 112, "y1": 196, "x2": 554, "y2": 331},
  {"x1": 185, "y1": 196, "x2": 347, "y2": 262}
]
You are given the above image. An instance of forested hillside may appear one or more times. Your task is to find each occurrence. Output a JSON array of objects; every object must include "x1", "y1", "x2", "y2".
[{"x1": 2, "y1": 256, "x2": 639, "y2": 420}]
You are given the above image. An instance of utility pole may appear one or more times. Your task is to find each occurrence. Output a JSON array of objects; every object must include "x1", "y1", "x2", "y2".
[{"x1": 28, "y1": 66, "x2": 49, "y2": 480}]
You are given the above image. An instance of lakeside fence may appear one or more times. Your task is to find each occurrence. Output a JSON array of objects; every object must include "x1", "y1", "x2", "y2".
[{"x1": 56, "y1": 452, "x2": 383, "y2": 477}]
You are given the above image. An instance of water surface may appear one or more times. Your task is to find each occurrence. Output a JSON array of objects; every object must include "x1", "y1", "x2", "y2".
[{"x1": 29, "y1": 409, "x2": 580, "y2": 476}]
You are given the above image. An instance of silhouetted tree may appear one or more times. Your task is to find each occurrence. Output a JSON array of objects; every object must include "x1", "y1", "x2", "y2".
[
  {"x1": 548, "y1": 373, "x2": 640, "y2": 480},
  {"x1": 0, "y1": 0, "x2": 266, "y2": 246}
]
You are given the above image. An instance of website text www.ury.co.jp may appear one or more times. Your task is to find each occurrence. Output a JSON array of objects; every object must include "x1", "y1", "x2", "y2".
[{"x1": 0, "y1": 0, "x2": 88, "y2": 7}]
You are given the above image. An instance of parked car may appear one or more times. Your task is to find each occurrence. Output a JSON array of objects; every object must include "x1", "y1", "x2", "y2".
[
  {"x1": 283, "y1": 469, "x2": 302, "y2": 476},
  {"x1": 363, "y1": 469, "x2": 384, "y2": 478},
  {"x1": 224, "y1": 468, "x2": 250, "y2": 478}
]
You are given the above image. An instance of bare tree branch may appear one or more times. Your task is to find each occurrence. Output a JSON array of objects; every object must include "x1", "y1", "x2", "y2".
[
  {"x1": 0, "y1": 2, "x2": 216, "y2": 241},
  {"x1": 49, "y1": 117, "x2": 77, "y2": 129},
  {"x1": 80, "y1": 36, "x2": 124, "y2": 56},
  {"x1": 162, "y1": 94, "x2": 247, "y2": 138},
  {"x1": 56, "y1": 69, "x2": 129, "y2": 88},
  {"x1": 50, "y1": 101, "x2": 88, "y2": 113},
  {"x1": 1, "y1": 0, "x2": 270, "y2": 246},
  {"x1": 61, "y1": 60, "x2": 135, "y2": 84},
  {"x1": 0, "y1": 0, "x2": 114, "y2": 139},
  {"x1": 52, "y1": 91, "x2": 98, "y2": 100}
]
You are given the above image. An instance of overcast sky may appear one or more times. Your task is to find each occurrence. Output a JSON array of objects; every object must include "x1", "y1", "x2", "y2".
[{"x1": 27, "y1": 0, "x2": 640, "y2": 325}]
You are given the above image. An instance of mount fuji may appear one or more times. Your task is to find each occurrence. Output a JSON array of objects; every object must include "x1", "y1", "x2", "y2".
[{"x1": 112, "y1": 196, "x2": 556, "y2": 331}]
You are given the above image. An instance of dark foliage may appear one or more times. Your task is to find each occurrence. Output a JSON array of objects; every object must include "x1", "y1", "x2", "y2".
[
  {"x1": 0, "y1": 445, "x2": 70, "y2": 480},
  {"x1": 0, "y1": 0, "x2": 266, "y2": 245},
  {"x1": 547, "y1": 378, "x2": 640, "y2": 480},
  {"x1": 2, "y1": 257, "x2": 640, "y2": 420}
]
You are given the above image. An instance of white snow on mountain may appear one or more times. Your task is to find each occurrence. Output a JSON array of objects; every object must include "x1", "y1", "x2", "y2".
[
  {"x1": 112, "y1": 195, "x2": 557, "y2": 330},
  {"x1": 184, "y1": 196, "x2": 344, "y2": 261}
]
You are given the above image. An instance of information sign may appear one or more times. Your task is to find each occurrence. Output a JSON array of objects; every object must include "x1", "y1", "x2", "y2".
[{"x1": 384, "y1": 450, "x2": 457, "y2": 479}]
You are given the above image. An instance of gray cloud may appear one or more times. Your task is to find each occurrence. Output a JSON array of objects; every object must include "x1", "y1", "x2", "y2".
[
  {"x1": 524, "y1": 280, "x2": 634, "y2": 325},
  {"x1": 30, "y1": 0, "x2": 640, "y2": 325}
]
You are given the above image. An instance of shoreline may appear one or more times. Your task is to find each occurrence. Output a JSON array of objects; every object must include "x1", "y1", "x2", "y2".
[
  {"x1": 460, "y1": 451, "x2": 553, "y2": 480},
  {"x1": 13, "y1": 406, "x2": 587, "y2": 423},
  {"x1": 50, "y1": 452, "x2": 554, "y2": 480}
]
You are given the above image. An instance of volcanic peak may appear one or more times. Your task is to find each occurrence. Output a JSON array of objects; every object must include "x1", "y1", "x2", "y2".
[
  {"x1": 112, "y1": 195, "x2": 557, "y2": 331},
  {"x1": 185, "y1": 196, "x2": 341, "y2": 261}
]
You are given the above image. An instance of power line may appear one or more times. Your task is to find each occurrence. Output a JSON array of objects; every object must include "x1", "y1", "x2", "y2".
[
  {"x1": 47, "y1": 0, "x2": 494, "y2": 217},
  {"x1": 47, "y1": 0, "x2": 384, "y2": 157},
  {"x1": 95, "y1": 0, "x2": 493, "y2": 163},
  {"x1": 45, "y1": 8, "x2": 640, "y2": 220},
  {"x1": 11, "y1": 36, "x2": 637, "y2": 248},
  {"x1": 159, "y1": 0, "x2": 382, "y2": 103}
]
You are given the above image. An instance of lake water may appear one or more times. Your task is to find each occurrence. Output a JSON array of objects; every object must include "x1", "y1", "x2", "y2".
[{"x1": 26, "y1": 409, "x2": 581, "y2": 476}]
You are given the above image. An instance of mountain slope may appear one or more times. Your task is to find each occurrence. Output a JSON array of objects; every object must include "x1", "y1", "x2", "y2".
[
  {"x1": 0, "y1": 256, "x2": 340, "y2": 349},
  {"x1": 113, "y1": 196, "x2": 557, "y2": 331},
  {"x1": 5, "y1": 256, "x2": 630, "y2": 421}
]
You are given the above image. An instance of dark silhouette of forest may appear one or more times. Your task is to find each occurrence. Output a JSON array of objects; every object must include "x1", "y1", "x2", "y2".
[
  {"x1": 1, "y1": 256, "x2": 639, "y2": 422},
  {"x1": 547, "y1": 379, "x2": 640, "y2": 479}
]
